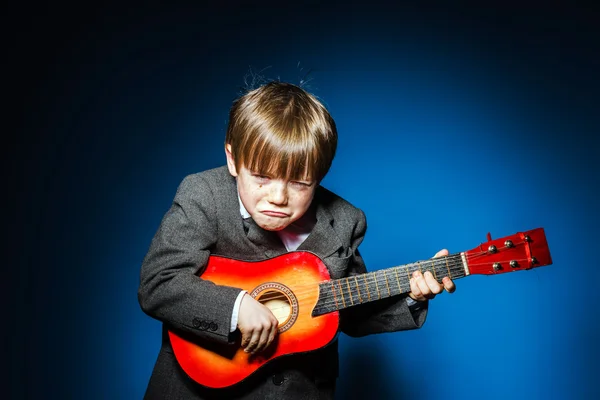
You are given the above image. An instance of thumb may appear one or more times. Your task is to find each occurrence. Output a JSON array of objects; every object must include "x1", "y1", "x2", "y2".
[{"x1": 433, "y1": 249, "x2": 449, "y2": 258}]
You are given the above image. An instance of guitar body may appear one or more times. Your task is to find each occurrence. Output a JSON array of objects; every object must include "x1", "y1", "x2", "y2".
[{"x1": 168, "y1": 251, "x2": 339, "y2": 389}]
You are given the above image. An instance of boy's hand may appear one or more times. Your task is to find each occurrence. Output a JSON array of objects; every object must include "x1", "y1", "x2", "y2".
[
  {"x1": 408, "y1": 249, "x2": 456, "y2": 302},
  {"x1": 237, "y1": 294, "x2": 279, "y2": 354}
]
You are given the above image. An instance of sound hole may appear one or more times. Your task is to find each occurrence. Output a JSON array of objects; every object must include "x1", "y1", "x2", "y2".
[
  {"x1": 258, "y1": 290, "x2": 291, "y2": 327},
  {"x1": 250, "y1": 282, "x2": 299, "y2": 333}
]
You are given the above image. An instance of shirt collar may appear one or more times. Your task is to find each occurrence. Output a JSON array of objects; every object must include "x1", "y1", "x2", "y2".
[{"x1": 237, "y1": 191, "x2": 252, "y2": 219}]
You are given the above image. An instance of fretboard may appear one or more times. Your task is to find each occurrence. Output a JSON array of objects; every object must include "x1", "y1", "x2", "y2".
[{"x1": 312, "y1": 253, "x2": 467, "y2": 316}]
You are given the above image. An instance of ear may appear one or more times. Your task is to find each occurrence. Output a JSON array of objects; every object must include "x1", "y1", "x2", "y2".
[{"x1": 225, "y1": 143, "x2": 238, "y2": 177}]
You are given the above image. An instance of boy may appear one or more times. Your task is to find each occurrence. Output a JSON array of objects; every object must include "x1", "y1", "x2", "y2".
[{"x1": 138, "y1": 81, "x2": 455, "y2": 399}]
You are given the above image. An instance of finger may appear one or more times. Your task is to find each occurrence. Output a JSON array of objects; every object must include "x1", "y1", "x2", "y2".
[
  {"x1": 414, "y1": 271, "x2": 434, "y2": 299},
  {"x1": 433, "y1": 249, "x2": 449, "y2": 258},
  {"x1": 244, "y1": 330, "x2": 261, "y2": 353},
  {"x1": 424, "y1": 271, "x2": 443, "y2": 295},
  {"x1": 267, "y1": 318, "x2": 278, "y2": 347},
  {"x1": 409, "y1": 277, "x2": 424, "y2": 301},
  {"x1": 255, "y1": 316, "x2": 279, "y2": 354},
  {"x1": 443, "y1": 277, "x2": 456, "y2": 293},
  {"x1": 253, "y1": 325, "x2": 271, "y2": 354},
  {"x1": 240, "y1": 328, "x2": 252, "y2": 348}
]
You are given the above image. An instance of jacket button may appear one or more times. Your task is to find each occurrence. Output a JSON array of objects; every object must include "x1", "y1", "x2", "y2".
[
  {"x1": 209, "y1": 322, "x2": 218, "y2": 331},
  {"x1": 272, "y1": 374, "x2": 285, "y2": 386},
  {"x1": 192, "y1": 318, "x2": 201, "y2": 328},
  {"x1": 199, "y1": 320, "x2": 209, "y2": 330}
]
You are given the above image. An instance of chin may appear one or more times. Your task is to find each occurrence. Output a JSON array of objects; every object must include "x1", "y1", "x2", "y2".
[
  {"x1": 260, "y1": 224, "x2": 286, "y2": 232},
  {"x1": 256, "y1": 219, "x2": 289, "y2": 232}
]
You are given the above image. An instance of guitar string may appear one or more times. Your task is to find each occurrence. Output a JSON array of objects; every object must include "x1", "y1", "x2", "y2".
[
  {"x1": 311, "y1": 250, "x2": 531, "y2": 303},
  {"x1": 262, "y1": 261, "x2": 530, "y2": 313},
  {"x1": 253, "y1": 243, "x2": 533, "y2": 312},
  {"x1": 255, "y1": 262, "x2": 467, "y2": 301},
  {"x1": 254, "y1": 260, "x2": 466, "y2": 301},
  {"x1": 311, "y1": 257, "x2": 533, "y2": 311},
  {"x1": 252, "y1": 245, "x2": 530, "y2": 306},
  {"x1": 252, "y1": 244, "x2": 528, "y2": 302},
  {"x1": 263, "y1": 256, "x2": 535, "y2": 315}
]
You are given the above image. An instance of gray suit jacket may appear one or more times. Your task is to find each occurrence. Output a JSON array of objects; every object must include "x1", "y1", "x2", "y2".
[{"x1": 138, "y1": 166, "x2": 427, "y2": 399}]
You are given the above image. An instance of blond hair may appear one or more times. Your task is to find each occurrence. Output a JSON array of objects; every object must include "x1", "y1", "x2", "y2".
[{"x1": 225, "y1": 81, "x2": 337, "y2": 182}]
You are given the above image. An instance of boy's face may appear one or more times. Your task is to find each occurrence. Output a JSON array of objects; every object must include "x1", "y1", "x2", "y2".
[{"x1": 226, "y1": 145, "x2": 316, "y2": 231}]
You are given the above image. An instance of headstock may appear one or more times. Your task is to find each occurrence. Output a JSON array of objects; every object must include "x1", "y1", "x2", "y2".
[{"x1": 464, "y1": 228, "x2": 552, "y2": 276}]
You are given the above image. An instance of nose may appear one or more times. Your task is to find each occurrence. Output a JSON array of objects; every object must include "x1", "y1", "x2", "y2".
[{"x1": 267, "y1": 181, "x2": 288, "y2": 205}]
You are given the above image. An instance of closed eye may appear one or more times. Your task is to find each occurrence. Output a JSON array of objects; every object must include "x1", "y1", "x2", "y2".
[
  {"x1": 251, "y1": 173, "x2": 271, "y2": 183},
  {"x1": 290, "y1": 181, "x2": 313, "y2": 188}
]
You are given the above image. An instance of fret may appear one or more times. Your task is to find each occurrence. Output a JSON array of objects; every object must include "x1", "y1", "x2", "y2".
[
  {"x1": 387, "y1": 269, "x2": 398, "y2": 295},
  {"x1": 338, "y1": 279, "x2": 346, "y2": 308},
  {"x1": 443, "y1": 258, "x2": 451, "y2": 278},
  {"x1": 405, "y1": 265, "x2": 413, "y2": 292},
  {"x1": 362, "y1": 271, "x2": 375, "y2": 300},
  {"x1": 363, "y1": 274, "x2": 371, "y2": 301},
  {"x1": 385, "y1": 269, "x2": 401, "y2": 296},
  {"x1": 412, "y1": 263, "x2": 419, "y2": 281},
  {"x1": 373, "y1": 271, "x2": 381, "y2": 299},
  {"x1": 393, "y1": 268, "x2": 402, "y2": 293},
  {"x1": 345, "y1": 278, "x2": 354, "y2": 305},
  {"x1": 354, "y1": 276, "x2": 363, "y2": 303},
  {"x1": 444, "y1": 258, "x2": 453, "y2": 278},
  {"x1": 432, "y1": 259, "x2": 440, "y2": 282},
  {"x1": 453, "y1": 255, "x2": 463, "y2": 278},
  {"x1": 383, "y1": 270, "x2": 391, "y2": 297},
  {"x1": 344, "y1": 277, "x2": 355, "y2": 305},
  {"x1": 395, "y1": 267, "x2": 407, "y2": 293},
  {"x1": 330, "y1": 281, "x2": 339, "y2": 309},
  {"x1": 445, "y1": 256, "x2": 452, "y2": 279},
  {"x1": 441, "y1": 258, "x2": 450, "y2": 280}
]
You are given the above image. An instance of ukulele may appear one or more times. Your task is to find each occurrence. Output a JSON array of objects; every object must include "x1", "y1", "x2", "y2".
[{"x1": 169, "y1": 227, "x2": 552, "y2": 388}]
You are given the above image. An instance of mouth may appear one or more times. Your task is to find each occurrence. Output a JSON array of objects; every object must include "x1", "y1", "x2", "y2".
[{"x1": 261, "y1": 210, "x2": 289, "y2": 218}]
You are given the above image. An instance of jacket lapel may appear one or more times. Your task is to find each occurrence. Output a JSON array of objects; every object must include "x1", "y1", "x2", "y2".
[
  {"x1": 244, "y1": 218, "x2": 288, "y2": 258},
  {"x1": 296, "y1": 202, "x2": 344, "y2": 259}
]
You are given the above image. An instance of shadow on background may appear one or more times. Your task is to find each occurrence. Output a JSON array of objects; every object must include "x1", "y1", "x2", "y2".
[
  {"x1": 7, "y1": 1, "x2": 599, "y2": 399},
  {"x1": 337, "y1": 338, "x2": 409, "y2": 400}
]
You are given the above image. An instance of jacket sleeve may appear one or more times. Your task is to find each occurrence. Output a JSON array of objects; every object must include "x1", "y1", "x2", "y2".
[
  {"x1": 138, "y1": 174, "x2": 242, "y2": 345},
  {"x1": 339, "y1": 209, "x2": 428, "y2": 337}
]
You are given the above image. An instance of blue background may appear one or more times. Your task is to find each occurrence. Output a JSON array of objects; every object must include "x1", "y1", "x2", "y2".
[{"x1": 9, "y1": 1, "x2": 599, "y2": 399}]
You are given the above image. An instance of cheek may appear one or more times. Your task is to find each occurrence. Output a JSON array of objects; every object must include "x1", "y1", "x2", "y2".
[
  {"x1": 291, "y1": 191, "x2": 314, "y2": 212},
  {"x1": 240, "y1": 186, "x2": 259, "y2": 206},
  {"x1": 249, "y1": 187, "x2": 268, "y2": 205}
]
